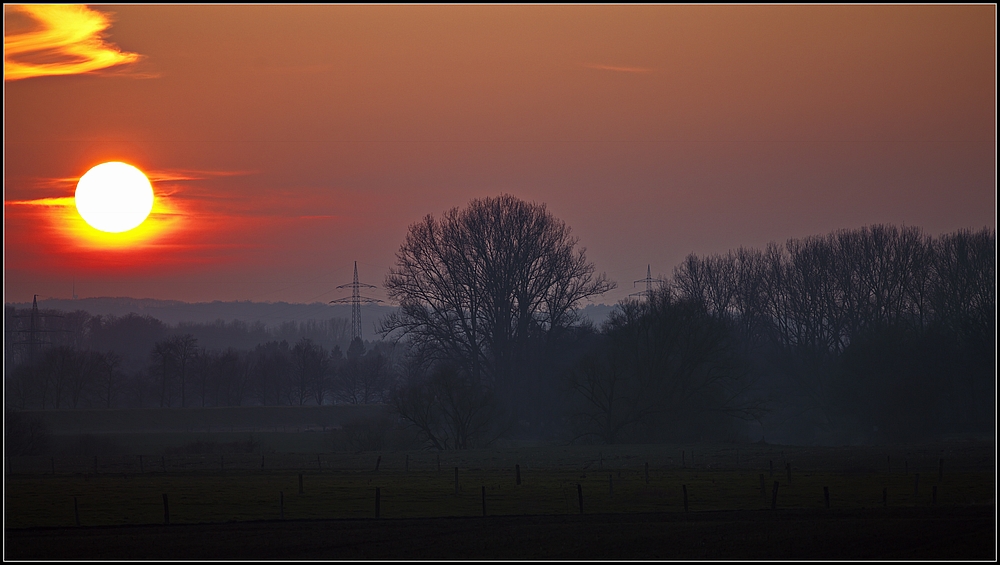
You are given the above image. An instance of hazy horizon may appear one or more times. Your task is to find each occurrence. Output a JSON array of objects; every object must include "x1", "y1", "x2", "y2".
[{"x1": 4, "y1": 5, "x2": 994, "y2": 305}]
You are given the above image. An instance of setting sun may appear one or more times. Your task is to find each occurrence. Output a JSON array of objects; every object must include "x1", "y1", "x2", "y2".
[{"x1": 75, "y1": 162, "x2": 154, "y2": 233}]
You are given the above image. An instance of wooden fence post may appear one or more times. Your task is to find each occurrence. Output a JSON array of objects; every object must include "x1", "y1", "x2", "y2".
[{"x1": 375, "y1": 456, "x2": 381, "y2": 471}]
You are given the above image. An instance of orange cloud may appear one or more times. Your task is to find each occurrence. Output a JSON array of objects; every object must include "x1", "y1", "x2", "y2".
[{"x1": 4, "y1": 5, "x2": 141, "y2": 81}]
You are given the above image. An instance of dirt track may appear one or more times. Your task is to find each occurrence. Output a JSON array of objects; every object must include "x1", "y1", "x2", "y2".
[{"x1": 6, "y1": 506, "x2": 994, "y2": 560}]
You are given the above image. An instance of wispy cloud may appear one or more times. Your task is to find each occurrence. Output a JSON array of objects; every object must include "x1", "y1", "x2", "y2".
[
  {"x1": 4, "y1": 5, "x2": 142, "y2": 81},
  {"x1": 583, "y1": 63, "x2": 654, "y2": 74}
]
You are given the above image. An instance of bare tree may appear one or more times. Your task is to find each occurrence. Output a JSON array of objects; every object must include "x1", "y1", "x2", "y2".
[{"x1": 383, "y1": 194, "x2": 614, "y2": 423}]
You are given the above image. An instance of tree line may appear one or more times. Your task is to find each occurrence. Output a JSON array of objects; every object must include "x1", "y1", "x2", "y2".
[
  {"x1": 4, "y1": 194, "x2": 994, "y2": 447},
  {"x1": 4, "y1": 311, "x2": 396, "y2": 410},
  {"x1": 381, "y1": 196, "x2": 994, "y2": 447}
]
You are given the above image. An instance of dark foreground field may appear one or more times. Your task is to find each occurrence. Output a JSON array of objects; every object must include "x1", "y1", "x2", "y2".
[{"x1": 5, "y1": 506, "x2": 994, "y2": 560}]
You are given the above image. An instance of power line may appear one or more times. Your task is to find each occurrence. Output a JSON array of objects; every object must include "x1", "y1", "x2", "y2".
[
  {"x1": 329, "y1": 262, "x2": 382, "y2": 341},
  {"x1": 629, "y1": 265, "x2": 663, "y2": 302}
]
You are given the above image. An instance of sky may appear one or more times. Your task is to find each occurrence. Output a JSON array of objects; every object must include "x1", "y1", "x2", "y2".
[{"x1": 4, "y1": 5, "x2": 996, "y2": 307}]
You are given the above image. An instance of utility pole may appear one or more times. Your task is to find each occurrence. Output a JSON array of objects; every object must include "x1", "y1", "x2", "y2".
[
  {"x1": 330, "y1": 262, "x2": 382, "y2": 341},
  {"x1": 629, "y1": 265, "x2": 663, "y2": 302}
]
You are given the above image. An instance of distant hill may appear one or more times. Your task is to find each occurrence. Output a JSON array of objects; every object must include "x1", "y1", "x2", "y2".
[{"x1": 7, "y1": 297, "x2": 617, "y2": 329}]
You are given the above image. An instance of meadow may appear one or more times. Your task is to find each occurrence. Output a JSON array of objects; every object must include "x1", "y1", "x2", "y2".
[{"x1": 6, "y1": 440, "x2": 993, "y2": 529}]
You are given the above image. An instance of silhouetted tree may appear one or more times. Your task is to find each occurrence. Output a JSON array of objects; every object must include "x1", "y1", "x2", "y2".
[{"x1": 383, "y1": 194, "x2": 614, "y2": 425}]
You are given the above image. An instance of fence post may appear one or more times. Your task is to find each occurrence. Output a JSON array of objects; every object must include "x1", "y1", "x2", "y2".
[
  {"x1": 162, "y1": 494, "x2": 170, "y2": 524},
  {"x1": 577, "y1": 483, "x2": 584, "y2": 514},
  {"x1": 375, "y1": 456, "x2": 381, "y2": 472}
]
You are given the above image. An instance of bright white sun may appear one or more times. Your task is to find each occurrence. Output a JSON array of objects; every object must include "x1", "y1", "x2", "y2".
[{"x1": 75, "y1": 162, "x2": 154, "y2": 233}]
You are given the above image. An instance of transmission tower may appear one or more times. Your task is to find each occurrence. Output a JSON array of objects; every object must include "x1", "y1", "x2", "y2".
[
  {"x1": 329, "y1": 262, "x2": 382, "y2": 341},
  {"x1": 629, "y1": 265, "x2": 663, "y2": 302},
  {"x1": 7, "y1": 295, "x2": 67, "y2": 365}
]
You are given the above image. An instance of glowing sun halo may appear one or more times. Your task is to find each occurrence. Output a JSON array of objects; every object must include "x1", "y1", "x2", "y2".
[{"x1": 75, "y1": 162, "x2": 154, "y2": 233}]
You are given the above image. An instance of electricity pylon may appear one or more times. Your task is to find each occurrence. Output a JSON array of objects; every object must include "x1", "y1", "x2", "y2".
[
  {"x1": 629, "y1": 265, "x2": 663, "y2": 301},
  {"x1": 330, "y1": 262, "x2": 382, "y2": 341},
  {"x1": 8, "y1": 295, "x2": 66, "y2": 365}
]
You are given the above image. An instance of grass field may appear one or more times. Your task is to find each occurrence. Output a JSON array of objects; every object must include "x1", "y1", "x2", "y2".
[{"x1": 5, "y1": 441, "x2": 994, "y2": 529}]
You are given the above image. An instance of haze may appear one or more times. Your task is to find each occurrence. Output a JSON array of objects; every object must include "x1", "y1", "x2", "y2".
[{"x1": 4, "y1": 5, "x2": 995, "y2": 305}]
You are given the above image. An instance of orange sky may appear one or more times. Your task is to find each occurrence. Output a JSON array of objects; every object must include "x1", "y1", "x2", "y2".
[{"x1": 4, "y1": 5, "x2": 996, "y2": 305}]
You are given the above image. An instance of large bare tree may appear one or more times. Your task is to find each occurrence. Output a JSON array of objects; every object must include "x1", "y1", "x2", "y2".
[{"x1": 383, "y1": 194, "x2": 614, "y2": 418}]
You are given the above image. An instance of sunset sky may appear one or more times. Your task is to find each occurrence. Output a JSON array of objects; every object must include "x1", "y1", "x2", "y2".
[{"x1": 4, "y1": 5, "x2": 996, "y2": 307}]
